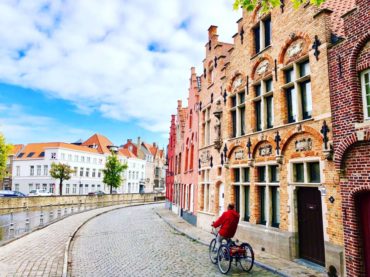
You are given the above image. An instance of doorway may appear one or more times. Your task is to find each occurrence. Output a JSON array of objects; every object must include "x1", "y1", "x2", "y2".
[
  {"x1": 297, "y1": 187, "x2": 325, "y2": 266},
  {"x1": 358, "y1": 192, "x2": 370, "y2": 276},
  {"x1": 218, "y1": 183, "x2": 224, "y2": 216}
]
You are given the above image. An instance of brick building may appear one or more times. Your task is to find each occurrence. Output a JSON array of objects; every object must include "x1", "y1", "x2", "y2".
[
  {"x1": 165, "y1": 115, "x2": 176, "y2": 207},
  {"x1": 327, "y1": 0, "x2": 370, "y2": 276},
  {"x1": 172, "y1": 100, "x2": 187, "y2": 215},
  {"x1": 170, "y1": 68, "x2": 200, "y2": 225},
  {"x1": 198, "y1": 1, "x2": 346, "y2": 274}
]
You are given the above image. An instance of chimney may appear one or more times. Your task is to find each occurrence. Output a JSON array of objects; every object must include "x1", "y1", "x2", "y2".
[
  {"x1": 153, "y1": 142, "x2": 157, "y2": 148},
  {"x1": 137, "y1": 137, "x2": 141, "y2": 148},
  {"x1": 177, "y1": 100, "x2": 182, "y2": 108},
  {"x1": 127, "y1": 139, "x2": 132, "y2": 143},
  {"x1": 208, "y1": 25, "x2": 218, "y2": 40}
]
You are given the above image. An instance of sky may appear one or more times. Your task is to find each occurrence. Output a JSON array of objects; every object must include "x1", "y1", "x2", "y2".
[{"x1": 0, "y1": 0, "x2": 241, "y2": 148}]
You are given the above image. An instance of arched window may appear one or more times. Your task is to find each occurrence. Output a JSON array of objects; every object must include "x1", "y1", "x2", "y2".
[{"x1": 189, "y1": 109, "x2": 193, "y2": 129}]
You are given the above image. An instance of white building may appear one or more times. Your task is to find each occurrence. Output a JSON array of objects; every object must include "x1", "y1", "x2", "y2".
[
  {"x1": 118, "y1": 149, "x2": 146, "y2": 194},
  {"x1": 12, "y1": 134, "x2": 145, "y2": 195}
]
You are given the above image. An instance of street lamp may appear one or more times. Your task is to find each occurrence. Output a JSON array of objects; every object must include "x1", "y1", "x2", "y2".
[{"x1": 108, "y1": 145, "x2": 119, "y2": 154}]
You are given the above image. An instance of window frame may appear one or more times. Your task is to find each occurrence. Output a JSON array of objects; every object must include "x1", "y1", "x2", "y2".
[
  {"x1": 361, "y1": 69, "x2": 370, "y2": 120},
  {"x1": 230, "y1": 90, "x2": 246, "y2": 138},
  {"x1": 253, "y1": 76, "x2": 274, "y2": 131},
  {"x1": 282, "y1": 57, "x2": 312, "y2": 124}
]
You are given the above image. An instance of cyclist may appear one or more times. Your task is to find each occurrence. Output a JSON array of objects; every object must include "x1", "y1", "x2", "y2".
[{"x1": 211, "y1": 203, "x2": 240, "y2": 251}]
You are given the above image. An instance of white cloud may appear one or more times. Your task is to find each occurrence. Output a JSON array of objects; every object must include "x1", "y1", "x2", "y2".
[
  {"x1": 0, "y1": 104, "x2": 92, "y2": 144},
  {"x1": 0, "y1": 0, "x2": 240, "y2": 136}
]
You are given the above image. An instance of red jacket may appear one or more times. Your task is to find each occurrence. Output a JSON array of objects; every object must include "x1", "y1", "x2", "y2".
[{"x1": 212, "y1": 209, "x2": 240, "y2": 238}]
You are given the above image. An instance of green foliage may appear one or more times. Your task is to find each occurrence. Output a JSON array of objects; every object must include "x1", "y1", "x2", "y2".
[
  {"x1": 0, "y1": 133, "x2": 13, "y2": 180},
  {"x1": 103, "y1": 154, "x2": 128, "y2": 194},
  {"x1": 50, "y1": 163, "x2": 75, "y2": 195},
  {"x1": 233, "y1": 0, "x2": 326, "y2": 13}
]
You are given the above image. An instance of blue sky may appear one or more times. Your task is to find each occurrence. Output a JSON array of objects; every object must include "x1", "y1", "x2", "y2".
[{"x1": 0, "y1": 0, "x2": 240, "y2": 148}]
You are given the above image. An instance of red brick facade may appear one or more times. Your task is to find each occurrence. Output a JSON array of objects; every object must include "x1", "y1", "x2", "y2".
[
  {"x1": 328, "y1": 0, "x2": 370, "y2": 276},
  {"x1": 166, "y1": 115, "x2": 176, "y2": 204}
]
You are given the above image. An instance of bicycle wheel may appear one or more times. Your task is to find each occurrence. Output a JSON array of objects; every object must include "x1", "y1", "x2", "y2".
[
  {"x1": 209, "y1": 239, "x2": 218, "y2": 264},
  {"x1": 239, "y1": 243, "x2": 254, "y2": 272},
  {"x1": 217, "y1": 245, "x2": 231, "y2": 274}
]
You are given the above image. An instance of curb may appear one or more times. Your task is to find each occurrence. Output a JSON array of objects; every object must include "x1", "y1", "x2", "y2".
[
  {"x1": 155, "y1": 209, "x2": 290, "y2": 277},
  {"x1": 62, "y1": 201, "x2": 164, "y2": 277}
]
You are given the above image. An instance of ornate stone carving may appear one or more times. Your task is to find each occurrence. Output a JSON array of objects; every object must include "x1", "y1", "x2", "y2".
[
  {"x1": 256, "y1": 60, "x2": 269, "y2": 76},
  {"x1": 287, "y1": 41, "x2": 303, "y2": 58},
  {"x1": 232, "y1": 76, "x2": 243, "y2": 91},
  {"x1": 259, "y1": 145, "x2": 273, "y2": 156},
  {"x1": 295, "y1": 138, "x2": 313, "y2": 152},
  {"x1": 200, "y1": 151, "x2": 211, "y2": 164},
  {"x1": 213, "y1": 99, "x2": 223, "y2": 151},
  {"x1": 235, "y1": 149, "x2": 245, "y2": 160}
]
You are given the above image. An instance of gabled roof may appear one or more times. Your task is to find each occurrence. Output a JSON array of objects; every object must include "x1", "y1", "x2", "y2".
[
  {"x1": 10, "y1": 144, "x2": 24, "y2": 156},
  {"x1": 15, "y1": 142, "x2": 100, "y2": 160},
  {"x1": 321, "y1": 0, "x2": 356, "y2": 37},
  {"x1": 142, "y1": 142, "x2": 157, "y2": 156},
  {"x1": 82, "y1": 133, "x2": 113, "y2": 154},
  {"x1": 119, "y1": 148, "x2": 136, "y2": 158}
]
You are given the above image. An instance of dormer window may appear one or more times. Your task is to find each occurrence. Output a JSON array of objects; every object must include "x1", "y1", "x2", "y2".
[{"x1": 253, "y1": 15, "x2": 271, "y2": 54}]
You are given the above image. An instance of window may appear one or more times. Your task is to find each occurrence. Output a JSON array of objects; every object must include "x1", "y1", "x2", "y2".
[
  {"x1": 86, "y1": 168, "x2": 90, "y2": 177},
  {"x1": 244, "y1": 186, "x2": 250, "y2": 221},
  {"x1": 36, "y1": 183, "x2": 40, "y2": 189},
  {"x1": 42, "y1": 183, "x2": 47, "y2": 191},
  {"x1": 74, "y1": 155, "x2": 78, "y2": 162},
  {"x1": 98, "y1": 170, "x2": 102, "y2": 178},
  {"x1": 230, "y1": 91, "x2": 246, "y2": 138},
  {"x1": 37, "y1": 165, "x2": 41, "y2": 176},
  {"x1": 189, "y1": 110, "x2": 193, "y2": 129},
  {"x1": 73, "y1": 184, "x2": 77, "y2": 194},
  {"x1": 92, "y1": 169, "x2": 96, "y2": 178},
  {"x1": 74, "y1": 167, "x2": 78, "y2": 177},
  {"x1": 51, "y1": 153, "x2": 56, "y2": 159},
  {"x1": 292, "y1": 161, "x2": 321, "y2": 184},
  {"x1": 44, "y1": 165, "x2": 48, "y2": 176},
  {"x1": 80, "y1": 167, "x2": 84, "y2": 177},
  {"x1": 84, "y1": 184, "x2": 89, "y2": 194},
  {"x1": 253, "y1": 16, "x2": 271, "y2": 54},
  {"x1": 81, "y1": 156, "x2": 85, "y2": 163},
  {"x1": 68, "y1": 154, "x2": 72, "y2": 161},
  {"x1": 66, "y1": 184, "x2": 70, "y2": 194},
  {"x1": 271, "y1": 186, "x2": 280, "y2": 228},
  {"x1": 256, "y1": 164, "x2": 280, "y2": 227},
  {"x1": 16, "y1": 166, "x2": 20, "y2": 176},
  {"x1": 15, "y1": 184, "x2": 19, "y2": 191},
  {"x1": 253, "y1": 78, "x2": 274, "y2": 131},
  {"x1": 29, "y1": 184, "x2": 33, "y2": 192},
  {"x1": 93, "y1": 158, "x2": 97, "y2": 164},
  {"x1": 202, "y1": 107, "x2": 212, "y2": 146},
  {"x1": 129, "y1": 171, "x2": 132, "y2": 179},
  {"x1": 61, "y1": 153, "x2": 65, "y2": 160},
  {"x1": 30, "y1": 166, "x2": 34, "y2": 176},
  {"x1": 49, "y1": 184, "x2": 54, "y2": 193},
  {"x1": 232, "y1": 167, "x2": 250, "y2": 222},
  {"x1": 200, "y1": 169, "x2": 211, "y2": 212},
  {"x1": 283, "y1": 59, "x2": 312, "y2": 123},
  {"x1": 259, "y1": 186, "x2": 266, "y2": 225},
  {"x1": 87, "y1": 157, "x2": 91, "y2": 163},
  {"x1": 361, "y1": 69, "x2": 370, "y2": 119}
]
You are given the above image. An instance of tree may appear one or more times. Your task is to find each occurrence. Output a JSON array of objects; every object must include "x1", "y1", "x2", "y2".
[
  {"x1": 103, "y1": 153, "x2": 128, "y2": 194},
  {"x1": 233, "y1": 0, "x2": 326, "y2": 13},
  {"x1": 0, "y1": 133, "x2": 13, "y2": 182},
  {"x1": 50, "y1": 163, "x2": 75, "y2": 196}
]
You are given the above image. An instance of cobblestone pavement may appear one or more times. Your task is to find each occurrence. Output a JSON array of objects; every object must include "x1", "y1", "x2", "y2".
[
  {"x1": 0, "y1": 204, "x2": 131, "y2": 277},
  {"x1": 70, "y1": 204, "x2": 277, "y2": 277},
  {"x1": 156, "y1": 207, "x2": 327, "y2": 277}
]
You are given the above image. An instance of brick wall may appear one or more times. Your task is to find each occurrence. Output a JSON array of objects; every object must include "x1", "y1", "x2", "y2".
[{"x1": 328, "y1": 0, "x2": 370, "y2": 275}]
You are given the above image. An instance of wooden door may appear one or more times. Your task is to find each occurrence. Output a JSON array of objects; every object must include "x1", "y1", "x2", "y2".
[
  {"x1": 297, "y1": 187, "x2": 325, "y2": 265},
  {"x1": 358, "y1": 193, "x2": 370, "y2": 276}
]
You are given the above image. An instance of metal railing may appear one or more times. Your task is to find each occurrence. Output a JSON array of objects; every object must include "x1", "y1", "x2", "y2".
[{"x1": 0, "y1": 193, "x2": 164, "y2": 244}]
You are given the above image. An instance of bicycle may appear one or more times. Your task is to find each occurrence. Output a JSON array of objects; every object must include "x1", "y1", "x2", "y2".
[
  {"x1": 209, "y1": 227, "x2": 225, "y2": 264},
  {"x1": 217, "y1": 236, "x2": 254, "y2": 274}
]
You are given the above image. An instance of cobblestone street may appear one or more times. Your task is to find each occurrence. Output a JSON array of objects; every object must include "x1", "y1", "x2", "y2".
[{"x1": 70, "y1": 204, "x2": 277, "y2": 276}]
